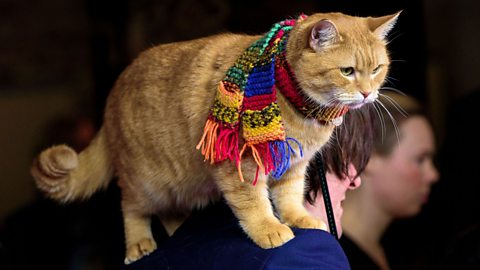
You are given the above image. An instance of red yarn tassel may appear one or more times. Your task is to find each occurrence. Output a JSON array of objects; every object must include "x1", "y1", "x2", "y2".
[
  {"x1": 215, "y1": 127, "x2": 239, "y2": 164},
  {"x1": 254, "y1": 142, "x2": 274, "y2": 176},
  {"x1": 237, "y1": 142, "x2": 275, "y2": 183}
]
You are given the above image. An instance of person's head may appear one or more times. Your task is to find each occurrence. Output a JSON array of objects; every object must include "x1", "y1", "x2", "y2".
[
  {"x1": 305, "y1": 106, "x2": 376, "y2": 236},
  {"x1": 362, "y1": 92, "x2": 439, "y2": 218}
]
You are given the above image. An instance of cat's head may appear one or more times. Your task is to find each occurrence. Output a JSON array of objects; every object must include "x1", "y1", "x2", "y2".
[{"x1": 286, "y1": 12, "x2": 400, "y2": 111}]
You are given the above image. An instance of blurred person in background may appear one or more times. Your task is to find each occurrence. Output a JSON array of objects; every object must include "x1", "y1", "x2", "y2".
[{"x1": 340, "y1": 92, "x2": 439, "y2": 270}]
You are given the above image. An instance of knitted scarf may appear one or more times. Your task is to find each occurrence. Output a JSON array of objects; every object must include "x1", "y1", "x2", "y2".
[{"x1": 196, "y1": 15, "x2": 348, "y2": 184}]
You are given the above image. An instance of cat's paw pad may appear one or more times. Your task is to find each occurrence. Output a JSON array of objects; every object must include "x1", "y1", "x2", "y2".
[
  {"x1": 124, "y1": 237, "x2": 157, "y2": 264},
  {"x1": 250, "y1": 221, "x2": 294, "y2": 249},
  {"x1": 287, "y1": 215, "x2": 328, "y2": 231}
]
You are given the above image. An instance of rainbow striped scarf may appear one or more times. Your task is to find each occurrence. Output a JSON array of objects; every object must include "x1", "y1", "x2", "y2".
[{"x1": 196, "y1": 15, "x2": 347, "y2": 184}]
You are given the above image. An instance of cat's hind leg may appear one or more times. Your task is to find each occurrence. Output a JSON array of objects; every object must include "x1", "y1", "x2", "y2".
[
  {"x1": 214, "y1": 159, "x2": 294, "y2": 249},
  {"x1": 120, "y1": 187, "x2": 157, "y2": 264},
  {"x1": 270, "y1": 160, "x2": 327, "y2": 231}
]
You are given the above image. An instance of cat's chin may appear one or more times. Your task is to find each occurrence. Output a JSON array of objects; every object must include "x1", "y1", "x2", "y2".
[{"x1": 347, "y1": 100, "x2": 375, "y2": 110}]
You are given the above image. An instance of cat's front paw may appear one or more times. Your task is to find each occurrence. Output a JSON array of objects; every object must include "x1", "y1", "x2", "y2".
[
  {"x1": 247, "y1": 219, "x2": 295, "y2": 249},
  {"x1": 124, "y1": 237, "x2": 157, "y2": 264},
  {"x1": 284, "y1": 214, "x2": 328, "y2": 231}
]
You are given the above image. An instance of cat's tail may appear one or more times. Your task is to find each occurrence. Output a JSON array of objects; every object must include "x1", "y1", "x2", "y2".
[{"x1": 31, "y1": 127, "x2": 114, "y2": 203}]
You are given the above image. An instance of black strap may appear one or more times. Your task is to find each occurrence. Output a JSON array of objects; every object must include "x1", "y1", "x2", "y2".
[{"x1": 316, "y1": 154, "x2": 338, "y2": 239}]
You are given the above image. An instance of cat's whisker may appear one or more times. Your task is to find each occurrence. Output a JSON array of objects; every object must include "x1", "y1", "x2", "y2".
[
  {"x1": 390, "y1": 59, "x2": 407, "y2": 63},
  {"x1": 379, "y1": 93, "x2": 408, "y2": 117},
  {"x1": 306, "y1": 105, "x2": 327, "y2": 121},
  {"x1": 387, "y1": 75, "x2": 399, "y2": 81},
  {"x1": 305, "y1": 108, "x2": 319, "y2": 119},
  {"x1": 384, "y1": 76, "x2": 400, "y2": 85},
  {"x1": 320, "y1": 102, "x2": 337, "y2": 113},
  {"x1": 376, "y1": 100, "x2": 401, "y2": 143},
  {"x1": 333, "y1": 123, "x2": 343, "y2": 152},
  {"x1": 372, "y1": 102, "x2": 387, "y2": 142},
  {"x1": 385, "y1": 31, "x2": 403, "y2": 45},
  {"x1": 302, "y1": 95, "x2": 340, "y2": 120},
  {"x1": 379, "y1": 86, "x2": 406, "y2": 96},
  {"x1": 322, "y1": 96, "x2": 341, "y2": 109},
  {"x1": 383, "y1": 78, "x2": 393, "y2": 86}
]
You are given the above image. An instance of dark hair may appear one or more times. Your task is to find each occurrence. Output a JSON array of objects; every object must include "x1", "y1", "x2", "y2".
[{"x1": 305, "y1": 105, "x2": 376, "y2": 204}]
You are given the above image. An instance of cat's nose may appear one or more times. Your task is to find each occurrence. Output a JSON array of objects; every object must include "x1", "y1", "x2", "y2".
[{"x1": 360, "y1": 91, "x2": 370, "y2": 98}]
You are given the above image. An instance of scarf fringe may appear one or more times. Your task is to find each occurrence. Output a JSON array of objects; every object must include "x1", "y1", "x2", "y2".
[
  {"x1": 270, "y1": 137, "x2": 304, "y2": 179},
  {"x1": 216, "y1": 127, "x2": 239, "y2": 164},
  {"x1": 196, "y1": 119, "x2": 219, "y2": 164},
  {"x1": 196, "y1": 118, "x2": 241, "y2": 165},
  {"x1": 238, "y1": 143, "x2": 268, "y2": 183},
  {"x1": 235, "y1": 138, "x2": 303, "y2": 184}
]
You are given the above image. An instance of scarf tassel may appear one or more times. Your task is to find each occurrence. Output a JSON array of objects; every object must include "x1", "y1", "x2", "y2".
[
  {"x1": 216, "y1": 128, "x2": 239, "y2": 164},
  {"x1": 270, "y1": 137, "x2": 304, "y2": 180},
  {"x1": 237, "y1": 138, "x2": 303, "y2": 184},
  {"x1": 238, "y1": 142, "x2": 273, "y2": 184},
  {"x1": 196, "y1": 118, "x2": 219, "y2": 164},
  {"x1": 196, "y1": 118, "x2": 241, "y2": 165}
]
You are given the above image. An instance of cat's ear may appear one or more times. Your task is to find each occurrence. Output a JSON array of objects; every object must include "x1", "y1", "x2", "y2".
[
  {"x1": 309, "y1": 19, "x2": 339, "y2": 52},
  {"x1": 369, "y1": 11, "x2": 402, "y2": 40}
]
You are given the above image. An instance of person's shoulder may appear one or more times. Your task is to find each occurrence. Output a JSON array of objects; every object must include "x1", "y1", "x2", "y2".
[
  {"x1": 125, "y1": 229, "x2": 350, "y2": 270},
  {"x1": 195, "y1": 227, "x2": 350, "y2": 270},
  {"x1": 123, "y1": 202, "x2": 350, "y2": 270},
  {"x1": 263, "y1": 228, "x2": 350, "y2": 270}
]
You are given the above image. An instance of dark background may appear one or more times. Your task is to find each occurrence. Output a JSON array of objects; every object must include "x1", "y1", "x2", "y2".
[{"x1": 1, "y1": 0, "x2": 479, "y2": 269}]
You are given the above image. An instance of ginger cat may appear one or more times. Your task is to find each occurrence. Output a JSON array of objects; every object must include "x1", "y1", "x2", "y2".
[{"x1": 31, "y1": 12, "x2": 399, "y2": 264}]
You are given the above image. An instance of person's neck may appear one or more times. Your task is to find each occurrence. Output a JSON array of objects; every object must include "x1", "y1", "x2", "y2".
[{"x1": 342, "y1": 187, "x2": 392, "y2": 270}]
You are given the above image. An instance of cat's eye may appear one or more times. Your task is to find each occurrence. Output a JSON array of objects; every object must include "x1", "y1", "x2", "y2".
[
  {"x1": 340, "y1": 67, "x2": 354, "y2": 76},
  {"x1": 372, "y1": 65, "x2": 383, "y2": 74}
]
